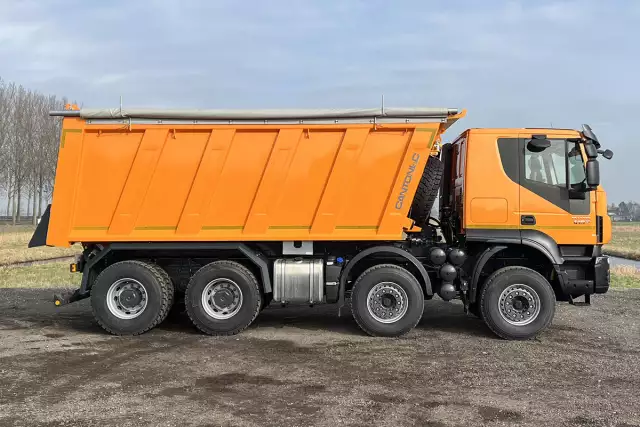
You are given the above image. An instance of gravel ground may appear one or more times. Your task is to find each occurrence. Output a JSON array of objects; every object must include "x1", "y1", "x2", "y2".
[{"x1": 0, "y1": 289, "x2": 639, "y2": 427}]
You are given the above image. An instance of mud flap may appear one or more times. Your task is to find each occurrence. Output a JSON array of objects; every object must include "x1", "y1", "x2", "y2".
[{"x1": 28, "y1": 205, "x2": 51, "y2": 248}]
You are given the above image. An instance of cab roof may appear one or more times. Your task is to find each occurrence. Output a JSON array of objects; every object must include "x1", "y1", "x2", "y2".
[{"x1": 463, "y1": 128, "x2": 581, "y2": 136}]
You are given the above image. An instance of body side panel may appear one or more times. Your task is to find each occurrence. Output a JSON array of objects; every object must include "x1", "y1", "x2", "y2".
[{"x1": 49, "y1": 121, "x2": 443, "y2": 245}]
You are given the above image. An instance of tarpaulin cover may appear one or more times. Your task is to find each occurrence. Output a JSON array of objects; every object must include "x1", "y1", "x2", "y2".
[{"x1": 56, "y1": 107, "x2": 459, "y2": 120}]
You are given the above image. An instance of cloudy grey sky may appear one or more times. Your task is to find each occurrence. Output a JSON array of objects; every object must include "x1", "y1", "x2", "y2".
[{"x1": 1, "y1": 0, "x2": 638, "y2": 202}]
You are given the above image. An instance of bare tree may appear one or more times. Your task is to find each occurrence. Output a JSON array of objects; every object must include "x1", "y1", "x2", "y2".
[{"x1": 0, "y1": 77, "x2": 68, "y2": 224}]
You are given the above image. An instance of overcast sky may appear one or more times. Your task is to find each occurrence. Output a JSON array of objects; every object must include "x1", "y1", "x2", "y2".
[{"x1": 1, "y1": 0, "x2": 638, "y2": 203}]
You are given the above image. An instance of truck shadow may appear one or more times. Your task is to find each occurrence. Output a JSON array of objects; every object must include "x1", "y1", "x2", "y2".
[
  {"x1": 419, "y1": 300, "x2": 493, "y2": 337},
  {"x1": 161, "y1": 298, "x2": 494, "y2": 338},
  {"x1": 0, "y1": 289, "x2": 492, "y2": 339}
]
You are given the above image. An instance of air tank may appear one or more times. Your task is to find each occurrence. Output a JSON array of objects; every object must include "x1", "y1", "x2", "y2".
[
  {"x1": 429, "y1": 247, "x2": 447, "y2": 265},
  {"x1": 447, "y1": 248, "x2": 466, "y2": 266}
]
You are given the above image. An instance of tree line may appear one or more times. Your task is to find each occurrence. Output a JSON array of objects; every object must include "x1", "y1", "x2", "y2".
[
  {"x1": 608, "y1": 201, "x2": 640, "y2": 222},
  {"x1": 0, "y1": 77, "x2": 67, "y2": 225}
]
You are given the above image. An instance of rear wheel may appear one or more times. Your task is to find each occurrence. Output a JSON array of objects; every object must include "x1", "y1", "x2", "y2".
[
  {"x1": 350, "y1": 264, "x2": 424, "y2": 337},
  {"x1": 185, "y1": 261, "x2": 262, "y2": 336},
  {"x1": 480, "y1": 266, "x2": 556, "y2": 340},
  {"x1": 91, "y1": 260, "x2": 174, "y2": 336}
]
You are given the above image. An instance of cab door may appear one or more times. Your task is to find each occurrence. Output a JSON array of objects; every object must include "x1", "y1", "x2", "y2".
[
  {"x1": 452, "y1": 135, "x2": 466, "y2": 224},
  {"x1": 518, "y1": 133, "x2": 596, "y2": 245}
]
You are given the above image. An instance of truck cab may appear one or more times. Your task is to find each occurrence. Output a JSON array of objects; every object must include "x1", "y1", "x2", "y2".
[{"x1": 438, "y1": 126, "x2": 611, "y2": 331}]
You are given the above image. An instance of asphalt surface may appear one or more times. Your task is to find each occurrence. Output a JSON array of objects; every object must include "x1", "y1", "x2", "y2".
[{"x1": 0, "y1": 289, "x2": 639, "y2": 427}]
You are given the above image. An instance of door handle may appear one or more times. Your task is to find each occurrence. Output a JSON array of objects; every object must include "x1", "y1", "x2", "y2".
[{"x1": 521, "y1": 215, "x2": 536, "y2": 226}]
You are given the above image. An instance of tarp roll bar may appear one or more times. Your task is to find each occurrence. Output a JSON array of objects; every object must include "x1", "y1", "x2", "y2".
[{"x1": 50, "y1": 107, "x2": 459, "y2": 121}]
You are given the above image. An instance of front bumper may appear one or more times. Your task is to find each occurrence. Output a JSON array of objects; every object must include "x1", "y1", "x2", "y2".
[{"x1": 555, "y1": 256, "x2": 610, "y2": 297}]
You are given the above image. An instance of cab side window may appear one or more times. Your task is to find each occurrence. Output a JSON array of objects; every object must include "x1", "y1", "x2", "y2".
[
  {"x1": 568, "y1": 143, "x2": 587, "y2": 186},
  {"x1": 525, "y1": 139, "x2": 566, "y2": 186}
]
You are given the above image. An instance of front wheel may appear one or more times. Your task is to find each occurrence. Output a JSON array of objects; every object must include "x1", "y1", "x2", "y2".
[
  {"x1": 480, "y1": 266, "x2": 556, "y2": 340},
  {"x1": 350, "y1": 264, "x2": 424, "y2": 337}
]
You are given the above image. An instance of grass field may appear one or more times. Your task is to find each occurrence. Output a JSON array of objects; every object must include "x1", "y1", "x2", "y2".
[
  {"x1": 0, "y1": 223, "x2": 638, "y2": 289},
  {"x1": 604, "y1": 222, "x2": 640, "y2": 260},
  {"x1": 610, "y1": 265, "x2": 640, "y2": 289},
  {"x1": 0, "y1": 224, "x2": 79, "y2": 265},
  {"x1": 0, "y1": 261, "x2": 80, "y2": 288}
]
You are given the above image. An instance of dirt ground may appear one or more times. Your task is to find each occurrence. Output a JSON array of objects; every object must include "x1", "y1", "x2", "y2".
[{"x1": 0, "y1": 289, "x2": 638, "y2": 427}]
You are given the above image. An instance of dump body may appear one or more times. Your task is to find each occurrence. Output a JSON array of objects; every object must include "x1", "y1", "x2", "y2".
[{"x1": 46, "y1": 108, "x2": 463, "y2": 247}]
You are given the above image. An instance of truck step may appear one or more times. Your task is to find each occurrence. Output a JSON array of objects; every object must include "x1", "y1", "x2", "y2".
[{"x1": 568, "y1": 294, "x2": 591, "y2": 306}]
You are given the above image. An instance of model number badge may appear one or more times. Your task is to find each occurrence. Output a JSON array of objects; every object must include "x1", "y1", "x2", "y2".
[
  {"x1": 395, "y1": 153, "x2": 420, "y2": 210},
  {"x1": 572, "y1": 216, "x2": 591, "y2": 225}
]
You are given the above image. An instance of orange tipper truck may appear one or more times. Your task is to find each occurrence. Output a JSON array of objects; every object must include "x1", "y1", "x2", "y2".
[{"x1": 29, "y1": 105, "x2": 614, "y2": 340}]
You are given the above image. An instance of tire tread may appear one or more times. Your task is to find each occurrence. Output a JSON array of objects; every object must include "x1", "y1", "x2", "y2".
[
  {"x1": 91, "y1": 260, "x2": 174, "y2": 336},
  {"x1": 479, "y1": 266, "x2": 554, "y2": 340},
  {"x1": 350, "y1": 264, "x2": 423, "y2": 337},
  {"x1": 409, "y1": 156, "x2": 444, "y2": 227},
  {"x1": 185, "y1": 260, "x2": 262, "y2": 336}
]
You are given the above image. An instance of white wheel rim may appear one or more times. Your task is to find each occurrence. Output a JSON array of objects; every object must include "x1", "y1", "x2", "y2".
[
  {"x1": 201, "y1": 278, "x2": 243, "y2": 320},
  {"x1": 366, "y1": 282, "x2": 409, "y2": 324},
  {"x1": 106, "y1": 278, "x2": 148, "y2": 320},
  {"x1": 498, "y1": 284, "x2": 541, "y2": 326}
]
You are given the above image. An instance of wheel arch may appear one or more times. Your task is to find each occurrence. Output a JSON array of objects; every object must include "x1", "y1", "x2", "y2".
[
  {"x1": 469, "y1": 243, "x2": 560, "y2": 303},
  {"x1": 79, "y1": 242, "x2": 272, "y2": 294},
  {"x1": 338, "y1": 245, "x2": 433, "y2": 309}
]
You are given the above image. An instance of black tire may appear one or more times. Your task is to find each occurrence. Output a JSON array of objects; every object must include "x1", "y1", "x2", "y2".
[
  {"x1": 409, "y1": 156, "x2": 444, "y2": 227},
  {"x1": 91, "y1": 260, "x2": 174, "y2": 336},
  {"x1": 185, "y1": 260, "x2": 262, "y2": 336},
  {"x1": 350, "y1": 264, "x2": 424, "y2": 337},
  {"x1": 480, "y1": 266, "x2": 556, "y2": 340}
]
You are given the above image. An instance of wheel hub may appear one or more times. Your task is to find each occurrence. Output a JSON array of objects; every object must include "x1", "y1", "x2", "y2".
[
  {"x1": 120, "y1": 289, "x2": 143, "y2": 309},
  {"x1": 213, "y1": 289, "x2": 234, "y2": 309},
  {"x1": 512, "y1": 297, "x2": 527, "y2": 311},
  {"x1": 106, "y1": 278, "x2": 148, "y2": 320},
  {"x1": 202, "y1": 279, "x2": 243, "y2": 320},
  {"x1": 498, "y1": 284, "x2": 541, "y2": 326},
  {"x1": 366, "y1": 282, "x2": 409, "y2": 324},
  {"x1": 381, "y1": 294, "x2": 396, "y2": 308}
]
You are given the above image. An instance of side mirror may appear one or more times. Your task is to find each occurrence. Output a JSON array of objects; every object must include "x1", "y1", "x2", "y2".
[
  {"x1": 586, "y1": 159, "x2": 600, "y2": 187},
  {"x1": 598, "y1": 149, "x2": 614, "y2": 160},
  {"x1": 527, "y1": 137, "x2": 551, "y2": 153},
  {"x1": 584, "y1": 142, "x2": 598, "y2": 159}
]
